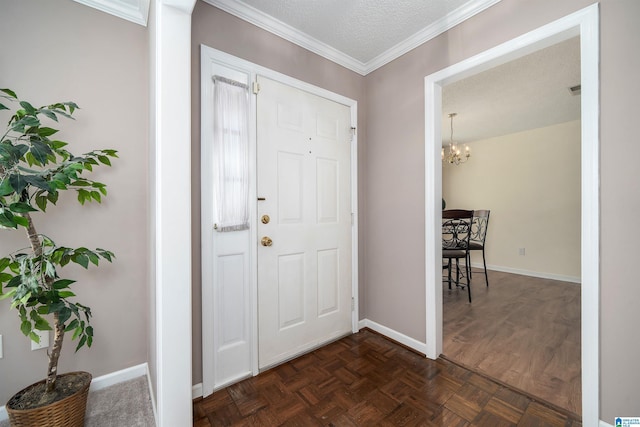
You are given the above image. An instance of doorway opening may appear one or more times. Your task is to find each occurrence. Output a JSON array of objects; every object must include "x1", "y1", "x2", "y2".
[{"x1": 424, "y1": 4, "x2": 599, "y2": 424}]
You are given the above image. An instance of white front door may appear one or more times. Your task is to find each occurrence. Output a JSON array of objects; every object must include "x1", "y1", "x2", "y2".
[{"x1": 257, "y1": 76, "x2": 353, "y2": 369}]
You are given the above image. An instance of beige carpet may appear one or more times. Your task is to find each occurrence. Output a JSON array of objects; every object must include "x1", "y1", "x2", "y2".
[{"x1": 1, "y1": 376, "x2": 155, "y2": 427}]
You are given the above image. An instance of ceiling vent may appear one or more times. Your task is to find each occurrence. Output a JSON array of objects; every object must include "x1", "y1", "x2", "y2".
[{"x1": 568, "y1": 84, "x2": 581, "y2": 96}]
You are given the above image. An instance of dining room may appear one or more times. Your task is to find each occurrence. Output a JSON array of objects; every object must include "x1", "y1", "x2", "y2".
[{"x1": 439, "y1": 36, "x2": 582, "y2": 416}]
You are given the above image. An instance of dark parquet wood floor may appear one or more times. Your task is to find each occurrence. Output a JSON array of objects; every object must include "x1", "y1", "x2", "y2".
[
  {"x1": 442, "y1": 269, "x2": 581, "y2": 415},
  {"x1": 194, "y1": 329, "x2": 582, "y2": 426}
]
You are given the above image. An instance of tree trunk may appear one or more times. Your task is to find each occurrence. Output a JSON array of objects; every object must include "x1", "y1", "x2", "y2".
[
  {"x1": 46, "y1": 312, "x2": 65, "y2": 392},
  {"x1": 22, "y1": 212, "x2": 61, "y2": 392}
]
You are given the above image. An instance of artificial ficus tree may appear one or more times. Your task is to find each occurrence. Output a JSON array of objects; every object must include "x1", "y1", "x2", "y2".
[{"x1": 0, "y1": 88, "x2": 117, "y2": 394}]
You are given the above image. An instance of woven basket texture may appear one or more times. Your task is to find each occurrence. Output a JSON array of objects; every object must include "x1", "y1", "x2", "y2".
[{"x1": 6, "y1": 371, "x2": 92, "y2": 427}]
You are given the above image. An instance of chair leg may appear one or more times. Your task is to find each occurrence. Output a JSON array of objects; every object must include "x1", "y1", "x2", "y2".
[
  {"x1": 447, "y1": 259, "x2": 452, "y2": 289},
  {"x1": 467, "y1": 252, "x2": 472, "y2": 279},
  {"x1": 466, "y1": 258, "x2": 472, "y2": 303},
  {"x1": 455, "y1": 259, "x2": 460, "y2": 286},
  {"x1": 482, "y1": 248, "x2": 489, "y2": 287}
]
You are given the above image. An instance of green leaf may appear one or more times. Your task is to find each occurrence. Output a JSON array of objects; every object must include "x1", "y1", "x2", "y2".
[
  {"x1": 9, "y1": 202, "x2": 37, "y2": 213},
  {"x1": 0, "y1": 209, "x2": 18, "y2": 229},
  {"x1": 35, "y1": 194, "x2": 48, "y2": 211},
  {"x1": 34, "y1": 316, "x2": 52, "y2": 331},
  {"x1": 0, "y1": 258, "x2": 10, "y2": 272},
  {"x1": 72, "y1": 326, "x2": 82, "y2": 340},
  {"x1": 19, "y1": 101, "x2": 36, "y2": 114},
  {"x1": 90, "y1": 191, "x2": 101, "y2": 202},
  {"x1": 0, "y1": 179, "x2": 13, "y2": 196},
  {"x1": 39, "y1": 109, "x2": 58, "y2": 122},
  {"x1": 13, "y1": 216, "x2": 28, "y2": 228},
  {"x1": 29, "y1": 331, "x2": 40, "y2": 343},
  {"x1": 65, "y1": 319, "x2": 79, "y2": 332},
  {"x1": 30, "y1": 140, "x2": 53, "y2": 164},
  {"x1": 88, "y1": 253, "x2": 99, "y2": 266},
  {"x1": 74, "y1": 254, "x2": 89, "y2": 269},
  {"x1": 97, "y1": 155, "x2": 111, "y2": 166},
  {"x1": 0, "y1": 88, "x2": 17, "y2": 98},
  {"x1": 24, "y1": 175, "x2": 50, "y2": 191},
  {"x1": 8, "y1": 174, "x2": 27, "y2": 193},
  {"x1": 37, "y1": 127, "x2": 59, "y2": 137},
  {"x1": 57, "y1": 291, "x2": 76, "y2": 298},
  {"x1": 53, "y1": 279, "x2": 75, "y2": 289},
  {"x1": 75, "y1": 335, "x2": 87, "y2": 352},
  {"x1": 58, "y1": 307, "x2": 72, "y2": 324},
  {"x1": 50, "y1": 140, "x2": 67, "y2": 150},
  {"x1": 20, "y1": 320, "x2": 32, "y2": 336}
]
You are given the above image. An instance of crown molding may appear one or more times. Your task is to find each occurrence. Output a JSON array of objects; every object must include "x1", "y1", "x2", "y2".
[
  {"x1": 73, "y1": 0, "x2": 150, "y2": 26},
  {"x1": 364, "y1": 0, "x2": 503, "y2": 74},
  {"x1": 203, "y1": 0, "x2": 502, "y2": 76},
  {"x1": 203, "y1": 0, "x2": 368, "y2": 75}
]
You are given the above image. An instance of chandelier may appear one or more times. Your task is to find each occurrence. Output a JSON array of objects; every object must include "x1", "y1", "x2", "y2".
[{"x1": 441, "y1": 113, "x2": 470, "y2": 165}]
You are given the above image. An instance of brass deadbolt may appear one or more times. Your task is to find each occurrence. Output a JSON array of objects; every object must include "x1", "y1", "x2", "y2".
[{"x1": 261, "y1": 214, "x2": 270, "y2": 224}]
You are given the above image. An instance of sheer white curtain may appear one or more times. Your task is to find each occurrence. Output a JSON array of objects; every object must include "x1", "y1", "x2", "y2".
[{"x1": 213, "y1": 76, "x2": 250, "y2": 232}]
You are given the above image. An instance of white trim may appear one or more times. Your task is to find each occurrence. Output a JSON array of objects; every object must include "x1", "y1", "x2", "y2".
[
  {"x1": 73, "y1": 0, "x2": 150, "y2": 26},
  {"x1": 358, "y1": 319, "x2": 428, "y2": 355},
  {"x1": 192, "y1": 383, "x2": 203, "y2": 400},
  {"x1": 202, "y1": 0, "x2": 365, "y2": 75},
  {"x1": 425, "y1": 4, "x2": 599, "y2": 426},
  {"x1": 200, "y1": 45, "x2": 360, "y2": 396},
  {"x1": 202, "y1": 0, "x2": 501, "y2": 76},
  {"x1": 468, "y1": 262, "x2": 581, "y2": 284},
  {"x1": 0, "y1": 364, "x2": 155, "y2": 423},
  {"x1": 599, "y1": 422, "x2": 613, "y2": 427},
  {"x1": 364, "y1": 0, "x2": 502, "y2": 74},
  {"x1": 153, "y1": 1, "x2": 196, "y2": 426}
]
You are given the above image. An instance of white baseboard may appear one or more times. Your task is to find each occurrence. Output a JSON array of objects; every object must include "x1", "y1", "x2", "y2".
[
  {"x1": 192, "y1": 382, "x2": 203, "y2": 399},
  {"x1": 600, "y1": 421, "x2": 613, "y2": 427},
  {"x1": 0, "y1": 363, "x2": 151, "y2": 423},
  {"x1": 358, "y1": 318, "x2": 427, "y2": 355},
  {"x1": 467, "y1": 262, "x2": 581, "y2": 284}
]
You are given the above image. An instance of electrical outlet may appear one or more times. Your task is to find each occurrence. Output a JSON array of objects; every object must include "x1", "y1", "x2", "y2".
[
  {"x1": 518, "y1": 248, "x2": 526, "y2": 256},
  {"x1": 0, "y1": 334, "x2": 3, "y2": 359},
  {"x1": 31, "y1": 330, "x2": 49, "y2": 351}
]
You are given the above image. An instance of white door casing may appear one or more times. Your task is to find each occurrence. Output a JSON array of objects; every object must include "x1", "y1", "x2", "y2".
[
  {"x1": 257, "y1": 76, "x2": 353, "y2": 369},
  {"x1": 201, "y1": 46, "x2": 359, "y2": 397},
  {"x1": 424, "y1": 5, "x2": 599, "y2": 426}
]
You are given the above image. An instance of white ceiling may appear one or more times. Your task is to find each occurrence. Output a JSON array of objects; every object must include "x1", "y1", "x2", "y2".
[
  {"x1": 203, "y1": 0, "x2": 502, "y2": 75},
  {"x1": 443, "y1": 36, "x2": 581, "y2": 145}
]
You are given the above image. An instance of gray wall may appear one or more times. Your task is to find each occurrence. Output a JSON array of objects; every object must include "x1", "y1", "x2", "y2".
[
  {"x1": 363, "y1": 0, "x2": 640, "y2": 420},
  {"x1": 190, "y1": 2, "x2": 367, "y2": 386},
  {"x1": 0, "y1": 0, "x2": 150, "y2": 405}
]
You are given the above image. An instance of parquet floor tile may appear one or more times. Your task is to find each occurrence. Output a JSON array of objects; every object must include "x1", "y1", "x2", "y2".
[{"x1": 193, "y1": 329, "x2": 581, "y2": 426}]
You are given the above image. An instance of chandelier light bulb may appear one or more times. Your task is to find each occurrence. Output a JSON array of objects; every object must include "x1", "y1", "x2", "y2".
[{"x1": 442, "y1": 113, "x2": 471, "y2": 165}]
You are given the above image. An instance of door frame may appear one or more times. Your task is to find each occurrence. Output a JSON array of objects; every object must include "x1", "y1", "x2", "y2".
[
  {"x1": 424, "y1": 4, "x2": 599, "y2": 425},
  {"x1": 201, "y1": 45, "x2": 359, "y2": 396}
]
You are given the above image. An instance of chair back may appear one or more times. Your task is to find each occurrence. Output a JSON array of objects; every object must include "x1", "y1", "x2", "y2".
[
  {"x1": 470, "y1": 209, "x2": 490, "y2": 245},
  {"x1": 442, "y1": 209, "x2": 474, "y2": 250}
]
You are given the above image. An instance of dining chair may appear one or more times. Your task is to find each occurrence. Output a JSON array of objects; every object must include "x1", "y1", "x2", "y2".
[
  {"x1": 442, "y1": 209, "x2": 474, "y2": 303},
  {"x1": 468, "y1": 209, "x2": 490, "y2": 287}
]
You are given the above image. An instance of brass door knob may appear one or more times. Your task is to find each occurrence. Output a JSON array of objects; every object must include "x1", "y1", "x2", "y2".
[{"x1": 261, "y1": 236, "x2": 273, "y2": 247}]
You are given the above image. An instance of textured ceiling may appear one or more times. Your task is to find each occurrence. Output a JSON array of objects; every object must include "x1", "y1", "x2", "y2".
[
  {"x1": 205, "y1": 0, "x2": 501, "y2": 74},
  {"x1": 442, "y1": 36, "x2": 581, "y2": 145},
  {"x1": 231, "y1": 0, "x2": 472, "y2": 63}
]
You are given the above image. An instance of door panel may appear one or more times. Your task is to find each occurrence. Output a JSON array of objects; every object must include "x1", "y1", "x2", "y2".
[{"x1": 257, "y1": 76, "x2": 352, "y2": 369}]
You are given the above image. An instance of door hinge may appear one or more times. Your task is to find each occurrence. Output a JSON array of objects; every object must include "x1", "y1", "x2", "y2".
[
  {"x1": 351, "y1": 297, "x2": 355, "y2": 311},
  {"x1": 350, "y1": 126, "x2": 356, "y2": 142},
  {"x1": 252, "y1": 81, "x2": 260, "y2": 94}
]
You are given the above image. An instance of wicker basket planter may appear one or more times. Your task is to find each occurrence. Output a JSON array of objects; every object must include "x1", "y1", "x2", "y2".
[{"x1": 6, "y1": 371, "x2": 92, "y2": 427}]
